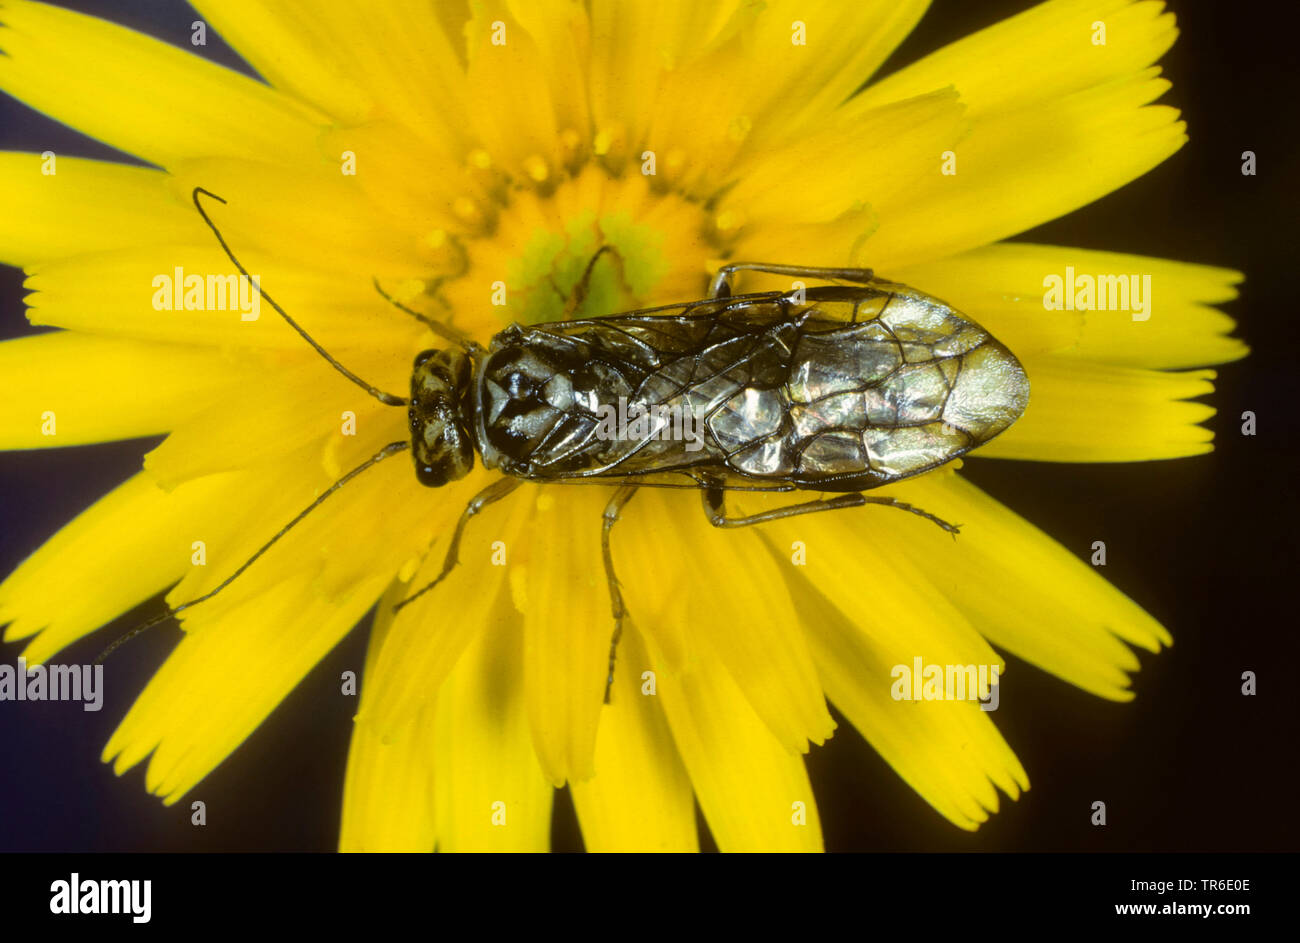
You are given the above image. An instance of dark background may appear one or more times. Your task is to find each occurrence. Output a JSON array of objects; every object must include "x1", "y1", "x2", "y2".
[{"x1": 0, "y1": 0, "x2": 1295, "y2": 853}]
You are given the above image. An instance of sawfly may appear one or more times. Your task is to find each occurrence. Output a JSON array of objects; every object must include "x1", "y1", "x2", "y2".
[{"x1": 101, "y1": 187, "x2": 1031, "y2": 700}]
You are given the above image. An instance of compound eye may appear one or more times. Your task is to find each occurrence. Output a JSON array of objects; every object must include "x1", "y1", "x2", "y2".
[
  {"x1": 415, "y1": 462, "x2": 445, "y2": 487},
  {"x1": 413, "y1": 349, "x2": 437, "y2": 369}
]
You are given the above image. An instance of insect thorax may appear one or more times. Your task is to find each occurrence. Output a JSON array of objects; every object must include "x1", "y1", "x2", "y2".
[{"x1": 472, "y1": 325, "x2": 659, "y2": 478}]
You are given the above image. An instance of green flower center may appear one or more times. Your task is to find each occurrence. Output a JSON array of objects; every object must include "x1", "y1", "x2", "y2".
[{"x1": 505, "y1": 209, "x2": 669, "y2": 325}]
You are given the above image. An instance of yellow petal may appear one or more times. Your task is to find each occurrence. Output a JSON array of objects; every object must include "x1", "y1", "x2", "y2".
[
  {"x1": 2, "y1": 435, "x2": 408, "y2": 661},
  {"x1": 141, "y1": 367, "x2": 401, "y2": 489},
  {"x1": 1, "y1": 472, "x2": 223, "y2": 663},
  {"x1": 652, "y1": 0, "x2": 933, "y2": 167},
  {"x1": 102, "y1": 448, "x2": 424, "y2": 801},
  {"x1": 358, "y1": 471, "x2": 527, "y2": 737},
  {"x1": 757, "y1": 497, "x2": 1018, "y2": 828},
  {"x1": 726, "y1": 203, "x2": 880, "y2": 271},
  {"x1": 587, "y1": 0, "x2": 757, "y2": 168},
  {"x1": 318, "y1": 121, "x2": 475, "y2": 233},
  {"x1": 569, "y1": 622, "x2": 698, "y2": 852},
  {"x1": 103, "y1": 565, "x2": 391, "y2": 804},
  {"x1": 863, "y1": 71, "x2": 1185, "y2": 268},
  {"x1": 848, "y1": 0, "x2": 1185, "y2": 267},
  {"x1": 431, "y1": 589, "x2": 554, "y2": 852},
  {"x1": 142, "y1": 425, "x2": 420, "y2": 612},
  {"x1": 193, "y1": 0, "x2": 474, "y2": 154},
  {"x1": 648, "y1": 637, "x2": 823, "y2": 852},
  {"x1": 461, "y1": 3, "x2": 569, "y2": 183},
  {"x1": 25, "y1": 246, "x2": 426, "y2": 353},
  {"x1": 163, "y1": 159, "x2": 435, "y2": 278},
  {"x1": 0, "y1": 154, "x2": 194, "y2": 265},
  {"x1": 188, "y1": 0, "x2": 373, "y2": 126},
  {"x1": 891, "y1": 243, "x2": 1246, "y2": 369},
  {"x1": 860, "y1": 468, "x2": 1171, "y2": 699},
  {"x1": 504, "y1": 0, "x2": 593, "y2": 158},
  {"x1": 616, "y1": 488, "x2": 836, "y2": 753},
  {"x1": 719, "y1": 89, "x2": 968, "y2": 227},
  {"x1": 727, "y1": 0, "x2": 934, "y2": 150},
  {"x1": 792, "y1": 576, "x2": 1027, "y2": 830},
  {"x1": 0, "y1": 332, "x2": 257, "y2": 448},
  {"x1": 339, "y1": 577, "x2": 436, "y2": 852},
  {"x1": 982, "y1": 357, "x2": 1216, "y2": 462},
  {"x1": 758, "y1": 499, "x2": 1003, "y2": 674},
  {"x1": 517, "y1": 488, "x2": 610, "y2": 786},
  {"x1": 859, "y1": 0, "x2": 1177, "y2": 117},
  {"x1": 0, "y1": 0, "x2": 325, "y2": 168},
  {"x1": 634, "y1": 1, "x2": 933, "y2": 195}
]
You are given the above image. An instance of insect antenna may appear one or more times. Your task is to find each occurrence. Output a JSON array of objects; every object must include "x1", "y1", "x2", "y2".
[
  {"x1": 370, "y1": 277, "x2": 478, "y2": 352},
  {"x1": 191, "y1": 187, "x2": 407, "y2": 407},
  {"x1": 544, "y1": 244, "x2": 629, "y2": 320},
  {"x1": 93, "y1": 440, "x2": 410, "y2": 664}
]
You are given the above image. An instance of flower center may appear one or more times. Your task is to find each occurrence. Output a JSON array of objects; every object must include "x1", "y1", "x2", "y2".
[
  {"x1": 504, "y1": 207, "x2": 666, "y2": 325},
  {"x1": 435, "y1": 166, "x2": 724, "y2": 337}
]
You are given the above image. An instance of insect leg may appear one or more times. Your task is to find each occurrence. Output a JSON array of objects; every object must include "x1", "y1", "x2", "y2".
[
  {"x1": 393, "y1": 476, "x2": 523, "y2": 612},
  {"x1": 600, "y1": 483, "x2": 639, "y2": 704},
  {"x1": 709, "y1": 262, "x2": 876, "y2": 299},
  {"x1": 700, "y1": 482, "x2": 960, "y2": 535}
]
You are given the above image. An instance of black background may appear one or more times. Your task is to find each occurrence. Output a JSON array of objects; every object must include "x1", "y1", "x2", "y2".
[{"x1": 0, "y1": 0, "x2": 1295, "y2": 853}]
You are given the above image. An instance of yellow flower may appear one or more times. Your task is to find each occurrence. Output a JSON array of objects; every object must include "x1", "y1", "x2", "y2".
[{"x1": 0, "y1": 0, "x2": 1244, "y2": 852}]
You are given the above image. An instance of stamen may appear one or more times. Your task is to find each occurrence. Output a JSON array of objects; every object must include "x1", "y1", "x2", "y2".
[
  {"x1": 715, "y1": 209, "x2": 745, "y2": 234},
  {"x1": 523, "y1": 154, "x2": 550, "y2": 184},
  {"x1": 559, "y1": 128, "x2": 583, "y2": 172},
  {"x1": 453, "y1": 196, "x2": 488, "y2": 231}
]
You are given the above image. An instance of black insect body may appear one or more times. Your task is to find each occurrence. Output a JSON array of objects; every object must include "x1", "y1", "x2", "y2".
[{"x1": 101, "y1": 190, "x2": 1030, "y2": 699}]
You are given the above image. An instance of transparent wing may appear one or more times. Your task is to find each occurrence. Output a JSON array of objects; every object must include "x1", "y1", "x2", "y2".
[{"x1": 717, "y1": 282, "x2": 1032, "y2": 490}]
